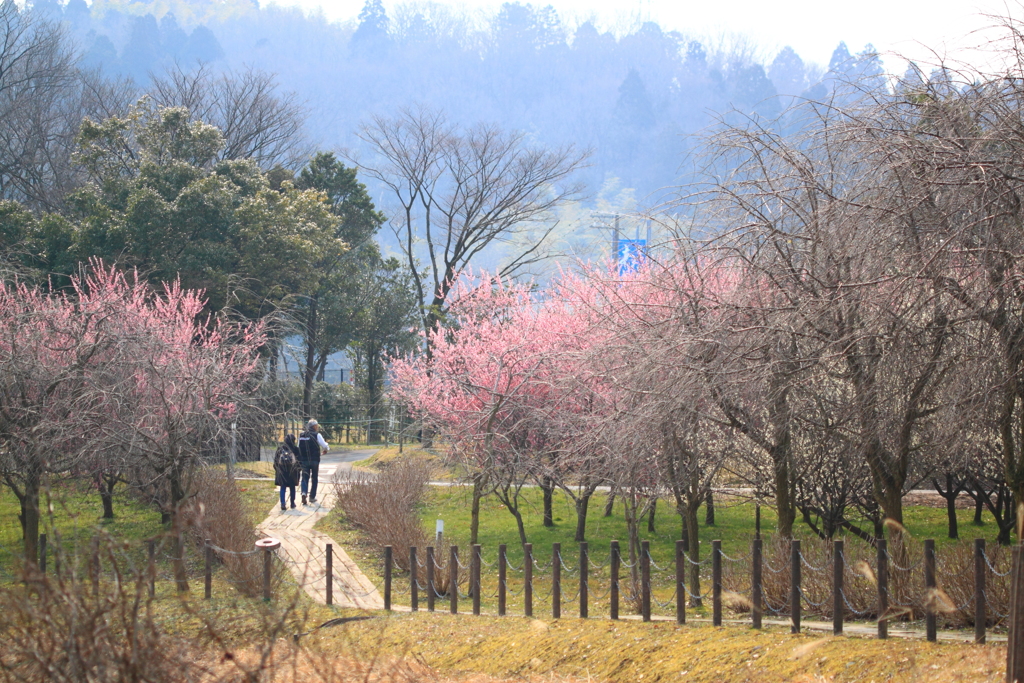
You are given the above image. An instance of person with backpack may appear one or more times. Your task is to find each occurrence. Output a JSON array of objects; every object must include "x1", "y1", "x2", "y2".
[
  {"x1": 297, "y1": 419, "x2": 329, "y2": 505},
  {"x1": 274, "y1": 433, "x2": 301, "y2": 510}
]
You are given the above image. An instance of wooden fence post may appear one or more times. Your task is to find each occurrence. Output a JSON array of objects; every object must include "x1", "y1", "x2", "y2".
[
  {"x1": 975, "y1": 539, "x2": 986, "y2": 644},
  {"x1": 610, "y1": 540, "x2": 620, "y2": 620},
  {"x1": 263, "y1": 546, "x2": 272, "y2": 601},
  {"x1": 410, "y1": 546, "x2": 418, "y2": 612},
  {"x1": 384, "y1": 546, "x2": 393, "y2": 611},
  {"x1": 524, "y1": 543, "x2": 533, "y2": 618},
  {"x1": 675, "y1": 539, "x2": 685, "y2": 625},
  {"x1": 877, "y1": 539, "x2": 888, "y2": 640},
  {"x1": 177, "y1": 533, "x2": 188, "y2": 593},
  {"x1": 472, "y1": 544, "x2": 481, "y2": 616},
  {"x1": 91, "y1": 536, "x2": 100, "y2": 596},
  {"x1": 641, "y1": 540, "x2": 651, "y2": 622},
  {"x1": 148, "y1": 540, "x2": 156, "y2": 599},
  {"x1": 924, "y1": 539, "x2": 936, "y2": 642},
  {"x1": 833, "y1": 539, "x2": 843, "y2": 635},
  {"x1": 1007, "y1": 544, "x2": 1024, "y2": 683},
  {"x1": 752, "y1": 537, "x2": 762, "y2": 629},
  {"x1": 791, "y1": 539, "x2": 801, "y2": 634},
  {"x1": 580, "y1": 542, "x2": 589, "y2": 618},
  {"x1": 552, "y1": 542, "x2": 561, "y2": 619},
  {"x1": 498, "y1": 544, "x2": 507, "y2": 616},
  {"x1": 449, "y1": 546, "x2": 458, "y2": 615},
  {"x1": 712, "y1": 540, "x2": 722, "y2": 627},
  {"x1": 204, "y1": 539, "x2": 212, "y2": 600},
  {"x1": 426, "y1": 546, "x2": 435, "y2": 612},
  {"x1": 326, "y1": 543, "x2": 333, "y2": 607}
]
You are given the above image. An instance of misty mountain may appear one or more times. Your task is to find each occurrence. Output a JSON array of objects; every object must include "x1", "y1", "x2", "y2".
[{"x1": 57, "y1": 0, "x2": 881, "y2": 207}]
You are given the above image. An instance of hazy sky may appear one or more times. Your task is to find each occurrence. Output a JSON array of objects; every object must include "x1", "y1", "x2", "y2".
[{"x1": 267, "y1": 0, "x2": 1019, "y2": 72}]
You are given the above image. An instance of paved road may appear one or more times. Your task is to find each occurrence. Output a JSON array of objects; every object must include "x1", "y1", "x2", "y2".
[{"x1": 257, "y1": 448, "x2": 383, "y2": 608}]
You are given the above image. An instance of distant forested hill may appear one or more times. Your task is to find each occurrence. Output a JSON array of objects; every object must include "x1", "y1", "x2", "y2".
[{"x1": 45, "y1": 0, "x2": 884, "y2": 204}]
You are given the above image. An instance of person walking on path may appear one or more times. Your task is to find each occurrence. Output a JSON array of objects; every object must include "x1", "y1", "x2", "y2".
[
  {"x1": 298, "y1": 419, "x2": 329, "y2": 505},
  {"x1": 274, "y1": 434, "x2": 301, "y2": 510}
]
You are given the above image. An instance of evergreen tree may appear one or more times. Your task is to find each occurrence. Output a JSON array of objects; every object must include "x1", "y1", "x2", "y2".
[
  {"x1": 614, "y1": 68, "x2": 655, "y2": 130},
  {"x1": 351, "y1": 0, "x2": 389, "y2": 56},
  {"x1": 769, "y1": 46, "x2": 806, "y2": 97},
  {"x1": 120, "y1": 15, "x2": 162, "y2": 83},
  {"x1": 180, "y1": 25, "x2": 224, "y2": 64}
]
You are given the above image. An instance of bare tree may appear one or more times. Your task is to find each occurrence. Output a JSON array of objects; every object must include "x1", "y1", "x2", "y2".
[
  {"x1": 150, "y1": 63, "x2": 308, "y2": 168},
  {"x1": 355, "y1": 106, "x2": 588, "y2": 340}
]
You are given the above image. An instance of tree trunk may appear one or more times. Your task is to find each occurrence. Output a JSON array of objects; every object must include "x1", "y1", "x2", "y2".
[
  {"x1": 626, "y1": 499, "x2": 641, "y2": 609},
  {"x1": 169, "y1": 466, "x2": 189, "y2": 592},
  {"x1": 974, "y1": 492, "x2": 985, "y2": 525},
  {"x1": 542, "y1": 477, "x2": 554, "y2": 527},
  {"x1": 647, "y1": 497, "x2": 656, "y2": 533},
  {"x1": 301, "y1": 293, "x2": 320, "y2": 419},
  {"x1": 879, "y1": 484, "x2": 908, "y2": 569},
  {"x1": 512, "y1": 507, "x2": 528, "y2": 546},
  {"x1": 100, "y1": 487, "x2": 114, "y2": 520},
  {"x1": 574, "y1": 490, "x2": 592, "y2": 542},
  {"x1": 704, "y1": 488, "x2": 715, "y2": 525},
  {"x1": 946, "y1": 494, "x2": 959, "y2": 540},
  {"x1": 97, "y1": 472, "x2": 117, "y2": 520},
  {"x1": 686, "y1": 504, "x2": 701, "y2": 607},
  {"x1": 470, "y1": 473, "x2": 485, "y2": 545},
  {"x1": 22, "y1": 469, "x2": 41, "y2": 568},
  {"x1": 603, "y1": 490, "x2": 615, "y2": 517}
]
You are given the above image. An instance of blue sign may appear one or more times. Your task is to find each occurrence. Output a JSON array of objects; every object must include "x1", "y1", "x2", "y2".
[{"x1": 617, "y1": 239, "x2": 647, "y2": 274}]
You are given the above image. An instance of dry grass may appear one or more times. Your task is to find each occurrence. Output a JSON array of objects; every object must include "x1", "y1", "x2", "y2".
[
  {"x1": 308, "y1": 611, "x2": 1006, "y2": 683},
  {"x1": 184, "y1": 472, "x2": 276, "y2": 598},
  {"x1": 726, "y1": 536, "x2": 1011, "y2": 629},
  {"x1": 333, "y1": 460, "x2": 433, "y2": 572}
]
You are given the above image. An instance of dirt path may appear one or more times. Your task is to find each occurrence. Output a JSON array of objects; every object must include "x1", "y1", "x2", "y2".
[{"x1": 257, "y1": 449, "x2": 383, "y2": 609}]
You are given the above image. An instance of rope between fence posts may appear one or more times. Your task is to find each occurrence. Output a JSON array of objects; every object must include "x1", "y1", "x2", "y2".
[
  {"x1": 646, "y1": 550, "x2": 668, "y2": 572},
  {"x1": 501, "y1": 577, "x2": 524, "y2": 597},
  {"x1": 798, "y1": 552, "x2": 827, "y2": 573},
  {"x1": 763, "y1": 557, "x2": 788, "y2": 574},
  {"x1": 685, "y1": 554, "x2": 713, "y2": 567},
  {"x1": 762, "y1": 590, "x2": 790, "y2": 614},
  {"x1": 720, "y1": 550, "x2": 753, "y2": 563},
  {"x1": 687, "y1": 585, "x2": 712, "y2": 601},
  {"x1": 884, "y1": 549, "x2": 923, "y2": 572},
  {"x1": 839, "y1": 588, "x2": 871, "y2": 616},
  {"x1": 983, "y1": 551, "x2": 1012, "y2": 577},
  {"x1": 208, "y1": 544, "x2": 262, "y2": 557},
  {"x1": 984, "y1": 589, "x2": 1009, "y2": 619},
  {"x1": 798, "y1": 586, "x2": 829, "y2": 608},
  {"x1": 651, "y1": 587, "x2": 677, "y2": 610},
  {"x1": 839, "y1": 551, "x2": 873, "y2": 581}
]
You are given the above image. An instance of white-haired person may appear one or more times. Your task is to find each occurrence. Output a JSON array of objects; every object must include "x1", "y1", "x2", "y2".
[{"x1": 297, "y1": 419, "x2": 329, "y2": 505}]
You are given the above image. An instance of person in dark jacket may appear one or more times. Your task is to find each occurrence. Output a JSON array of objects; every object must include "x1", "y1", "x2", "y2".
[
  {"x1": 274, "y1": 433, "x2": 301, "y2": 510},
  {"x1": 297, "y1": 419, "x2": 329, "y2": 505}
]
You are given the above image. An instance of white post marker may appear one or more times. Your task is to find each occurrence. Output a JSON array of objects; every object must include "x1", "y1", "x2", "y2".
[
  {"x1": 436, "y1": 519, "x2": 444, "y2": 547},
  {"x1": 228, "y1": 421, "x2": 237, "y2": 479}
]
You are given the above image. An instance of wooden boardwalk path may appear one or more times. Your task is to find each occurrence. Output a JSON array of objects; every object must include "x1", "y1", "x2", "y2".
[{"x1": 257, "y1": 451, "x2": 383, "y2": 609}]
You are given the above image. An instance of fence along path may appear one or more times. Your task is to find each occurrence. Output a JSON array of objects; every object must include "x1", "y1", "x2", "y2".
[{"x1": 257, "y1": 449, "x2": 383, "y2": 609}]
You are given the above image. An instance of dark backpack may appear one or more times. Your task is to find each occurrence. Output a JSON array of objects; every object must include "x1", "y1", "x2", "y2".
[{"x1": 277, "y1": 446, "x2": 296, "y2": 470}]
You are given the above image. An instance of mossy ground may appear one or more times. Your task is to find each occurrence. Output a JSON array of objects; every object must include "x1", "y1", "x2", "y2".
[{"x1": 304, "y1": 610, "x2": 1005, "y2": 683}]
